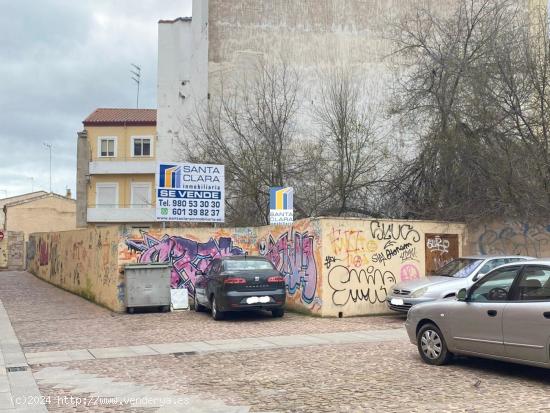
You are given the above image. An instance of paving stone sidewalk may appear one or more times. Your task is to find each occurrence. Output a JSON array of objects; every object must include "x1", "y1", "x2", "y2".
[
  {"x1": 24, "y1": 329, "x2": 407, "y2": 365},
  {"x1": 0, "y1": 300, "x2": 46, "y2": 412}
]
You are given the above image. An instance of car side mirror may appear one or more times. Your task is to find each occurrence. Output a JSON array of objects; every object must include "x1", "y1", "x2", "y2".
[{"x1": 457, "y1": 288, "x2": 468, "y2": 301}]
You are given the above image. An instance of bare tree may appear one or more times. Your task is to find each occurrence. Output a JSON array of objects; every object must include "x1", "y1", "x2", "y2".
[
  {"x1": 313, "y1": 69, "x2": 390, "y2": 217},
  {"x1": 388, "y1": 0, "x2": 550, "y2": 221},
  {"x1": 183, "y1": 58, "x2": 308, "y2": 225}
]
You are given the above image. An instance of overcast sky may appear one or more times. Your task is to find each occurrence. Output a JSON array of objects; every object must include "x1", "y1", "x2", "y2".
[{"x1": 0, "y1": 0, "x2": 192, "y2": 199}]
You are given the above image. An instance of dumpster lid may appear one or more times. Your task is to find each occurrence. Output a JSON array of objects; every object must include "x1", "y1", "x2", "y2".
[{"x1": 124, "y1": 263, "x2": 171, "y2": 270}]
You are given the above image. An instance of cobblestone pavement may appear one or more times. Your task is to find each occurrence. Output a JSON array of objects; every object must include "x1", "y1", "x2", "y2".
[
  {"x1": 0, "y1": 272, "x2": 403, "y2": 353},
  {"x1": 1, "y1": 271, "x2": 550, "y2": 412}
]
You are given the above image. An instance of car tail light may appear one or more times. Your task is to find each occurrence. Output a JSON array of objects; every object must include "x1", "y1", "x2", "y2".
[
  {"x1": 268, "y1": 276, "x2": 285, "y2": 283},
  {"x1": 224, "y1": 277, "x2": 246, "y2": 284}
]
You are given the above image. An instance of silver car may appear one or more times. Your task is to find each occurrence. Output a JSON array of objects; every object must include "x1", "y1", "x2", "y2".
[
  {"x1": 405, "y1": 260, "x2": 550, "y2": 368},
  {"x1": 387, "y1": 255, "x2": 532, "y2": 313}
]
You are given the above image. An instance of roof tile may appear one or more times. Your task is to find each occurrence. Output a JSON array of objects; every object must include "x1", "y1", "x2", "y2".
[{"x1": 83, "y1": 108, "x2": 156, "y2": 126}]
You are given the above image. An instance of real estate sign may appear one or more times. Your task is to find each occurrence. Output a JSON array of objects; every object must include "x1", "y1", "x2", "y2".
[
  {"x1": 156, "y1": 162, "x2": 225, "y2": 222},
  {"x1": 269, "y1": 187, "x2": 293, "y2": 225}
]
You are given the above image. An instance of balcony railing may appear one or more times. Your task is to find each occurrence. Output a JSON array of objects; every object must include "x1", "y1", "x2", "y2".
[{"x1": 89, "y1": 160, "x2": 156, "y2": 175}]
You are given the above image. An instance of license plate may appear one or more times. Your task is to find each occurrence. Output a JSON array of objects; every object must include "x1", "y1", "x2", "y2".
[
  {"x1": 391, "y1": 298, "x2": 404, "y2": 306},
  {"x1": 246, "y1": 296, "x2": 270, "y2": 304}
]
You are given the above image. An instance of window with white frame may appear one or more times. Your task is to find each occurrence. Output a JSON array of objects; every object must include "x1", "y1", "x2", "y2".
[
  {"x1": 96, "y1": 183, "x2": 118, "y2": 208},
  {"x1": 98, "y1": 137, "x2": 117, "y2": 157},
  {"x1": 132, "y1": 136, "x2": 152, "y2": 157},
  {"x1": 131, "y1": 182, "x2": 151, "y2": 208}
]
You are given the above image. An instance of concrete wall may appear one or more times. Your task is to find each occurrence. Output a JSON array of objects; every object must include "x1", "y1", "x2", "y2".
[
  {"x1": 26, "y1": 217, "x2": 460, "y2": 316},
  {"x1": 5, "y1": 195, "x2": 76, "y2": 240},
  {"x1": 0, "y1": 192, "x2": 48, "y2": 229},
  {"x1": 0, "y1": 234, "x2": 6, "y2": 268},
  {"x1": 7, "y1": 231, "x2": 24, "y2": 270},
  {"x1": 157, "y1": 0, "x2": 209, "y2": 163},
  {"x1": 120, "y1": 219, "x2": 324, "y2": 314},
  {"x1": 320, "y1": 218, "x2": 465, "y2": 316},
  {"x1": 76, "y1": 131, "x2": 89, "y2": 228},
  {"x1": 28, "y1": 227, "x2": 124, "y2": 312},
  {"x1": 465, "y1": 221, "x2": 550, "y2": 258}
]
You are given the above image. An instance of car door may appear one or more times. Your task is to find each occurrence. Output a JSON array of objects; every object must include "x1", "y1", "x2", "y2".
[
  {"x1": 194, "y1": 261, "x2": 214, "y2": 305},
  {"x1": 503, "y1": 265, "x2": 550, "y2": 364},
  {"x1": 451, "y1": 266, "x2": 521, "y2": 357},
  {"x1": 205, "y1": 259, "x2": 222, "y2": 298}
]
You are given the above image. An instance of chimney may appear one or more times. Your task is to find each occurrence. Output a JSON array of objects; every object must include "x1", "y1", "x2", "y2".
[{"x1": 66, "y1": 188, "x2": 72, "y2": 199}]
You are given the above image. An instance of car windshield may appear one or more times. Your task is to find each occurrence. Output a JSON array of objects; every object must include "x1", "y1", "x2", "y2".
[
  {"x1": 224, "y1": 260, "x2": 274, "y2": 271},
  {"x1": 433, "y1": 258, "x2": 484, "y2": 278}
]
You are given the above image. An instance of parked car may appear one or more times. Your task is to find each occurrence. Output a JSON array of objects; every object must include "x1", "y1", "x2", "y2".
[
  {"x1": 193, "y1": 256, "x2": 286, "y2": 320},
  {"x1": 386, "y1": 255, "x2": 533, "y2": 313},
  {"x1": 405, "y1": 260, "x2": 550, "y2": 368}
]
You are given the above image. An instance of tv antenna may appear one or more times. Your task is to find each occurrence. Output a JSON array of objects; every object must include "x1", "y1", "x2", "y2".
[{"x1": 131, "y1": 63, "x2": 141, "y2": 108}]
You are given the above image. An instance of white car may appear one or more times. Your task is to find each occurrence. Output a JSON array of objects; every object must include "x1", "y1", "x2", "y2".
[{"x1": 387, "y1": 256, "x2": 533, "y2": 313}]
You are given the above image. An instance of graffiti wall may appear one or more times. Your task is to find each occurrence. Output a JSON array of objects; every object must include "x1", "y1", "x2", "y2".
[
  {"x1": 27, "y1": 218, "x2": 465, "y2": 316},
  {"x1": 120, "y1": 219, "x2": 324, "y2": 314},
  {"x1": 28, "y1": 227, "x2": 123, "y2": 311},
  {"x1": 321, "y1": 219, "x2": 465, "y2": 316},
  {"x1": 466, "y1": 221, "x2": 550, "y2": 257}
]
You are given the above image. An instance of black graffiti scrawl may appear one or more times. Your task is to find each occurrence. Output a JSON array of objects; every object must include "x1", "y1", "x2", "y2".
[{"x1": 328, "y1": 265, "x2": 396, "y2": 306}]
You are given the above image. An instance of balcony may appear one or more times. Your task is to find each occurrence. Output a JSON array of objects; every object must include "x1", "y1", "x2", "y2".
[
  {"x1": 89, "y1": 160, "x2": 156, "y2": 175},
  {"x1": 87, "y1": 207, "x2": 156, "y2": 223}
]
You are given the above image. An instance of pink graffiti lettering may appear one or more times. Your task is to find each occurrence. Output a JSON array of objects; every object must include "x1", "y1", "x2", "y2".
[
  {"x1": 126, "y1": 233, "x2": 245, "y2": 293},
  {"x1": 400, "y1": 264, "x2": 420, "y2": 281}
]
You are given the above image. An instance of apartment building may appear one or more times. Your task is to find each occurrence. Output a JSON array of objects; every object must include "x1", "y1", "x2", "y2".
[{"x1": 76, "y1": 108, "x2": 157, "y2": 227}]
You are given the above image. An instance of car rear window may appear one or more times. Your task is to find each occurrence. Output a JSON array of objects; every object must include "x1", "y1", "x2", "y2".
[{"x1": 223, "y1": 260, "x2": 275, "y2": 271}]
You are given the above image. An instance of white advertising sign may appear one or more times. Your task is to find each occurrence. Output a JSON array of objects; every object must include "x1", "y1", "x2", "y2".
[{"x1": 156, "y1": 162, "x2": 225, "y2": 222}]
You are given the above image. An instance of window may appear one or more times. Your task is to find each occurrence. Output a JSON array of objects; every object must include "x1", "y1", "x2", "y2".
[
  {"x1": 514, "y1": 266, "x2": 550, "y2": 301},
  {"x1": 132, "y1": 136, "x2": 152, "y2": 157},
  {"x1": 131, "y1": 183, "x2": 151, "y2": 208},
  {"x1": 224, "y1": 260, "x2": 275, "y2": 271},
  {"x1": 96, "y1": 183, "x2": 118, "y2": 208},
  {"x1": 469, "y1": 267, "x2": 520, "y2": 302},
  {"x1": 478, "y1": 259, "x2": 508, "y2": 275},
  {"x1": 98, "y1": 137, "x2": 117, "y2": 157},
  {"x1": 433, "y1": 258, "x2": 484, "y2": 278}
]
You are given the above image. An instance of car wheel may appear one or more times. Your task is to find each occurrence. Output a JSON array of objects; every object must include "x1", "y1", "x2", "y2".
[
  {"x1": 211, "y1": 296, "x2": 224, "y2": 321},
  {"x1": 271, "y1": 308, "x2": 284, "y2": 318},
  {"x1": 417, "y1": 323, "x2": 452, "y2": 366},
  {"x1": 194, "y1": 295, "x2": 206, "y2": 312},
  {"x1": 127, "y1": 307, "x2": 134, "y2": 314}
]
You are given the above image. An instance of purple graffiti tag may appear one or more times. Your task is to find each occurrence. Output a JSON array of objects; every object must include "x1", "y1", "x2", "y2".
[
  {"x1": 125, "y1": 233, "x2": 245, "y2": 293},
  {"x1": 261, "y1": 231, "x2": 317, "y2": 304}
]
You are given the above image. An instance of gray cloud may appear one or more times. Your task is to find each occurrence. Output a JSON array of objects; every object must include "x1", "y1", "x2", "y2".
[{"x1": 0, "y1": 0, "x2": 192, "y2": 197}]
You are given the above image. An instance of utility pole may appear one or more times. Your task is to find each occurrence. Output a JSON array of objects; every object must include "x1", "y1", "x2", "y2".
[
  {"x1": 43, "y1": 142, "x2": 52, "y2": 193},
  {"x1": 131, "y1": 63, "x2": 141, "y2": 108}
]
